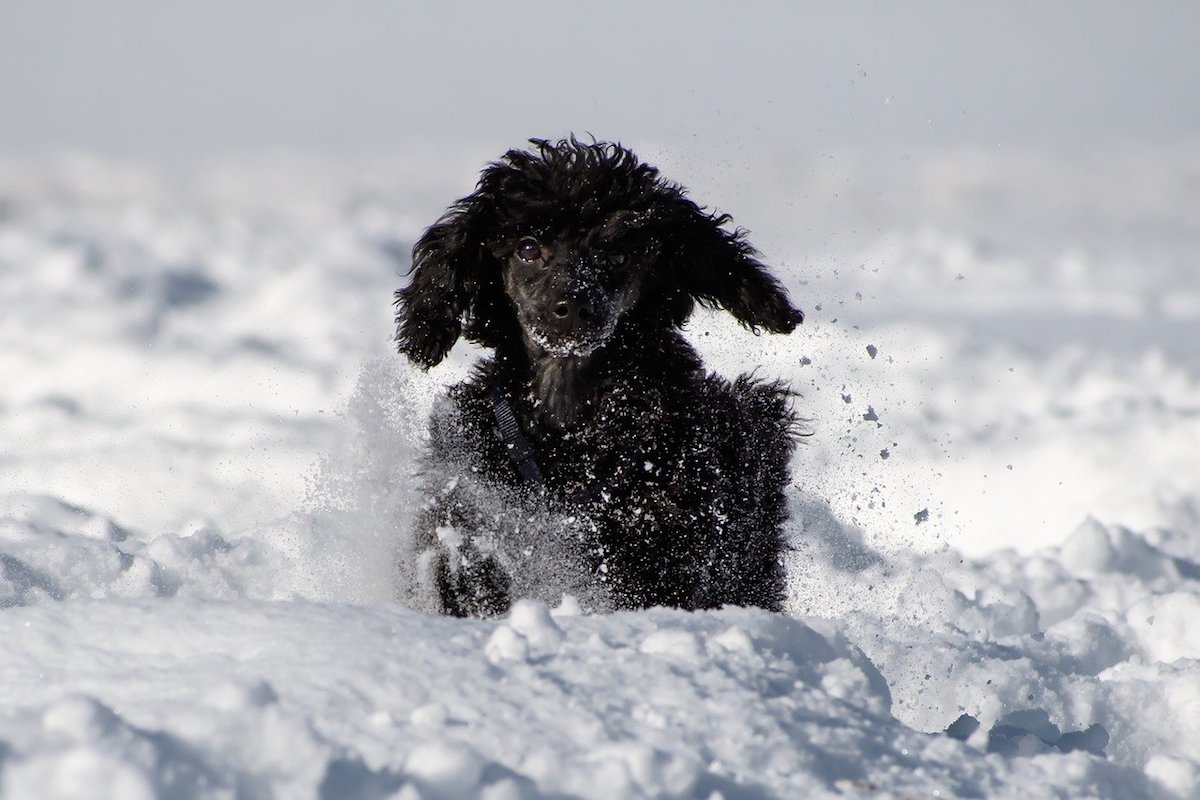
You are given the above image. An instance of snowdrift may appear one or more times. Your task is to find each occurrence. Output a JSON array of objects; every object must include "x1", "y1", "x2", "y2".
[{"x1": 2, "y1": 146, "x2": 1199, "y2": 798}]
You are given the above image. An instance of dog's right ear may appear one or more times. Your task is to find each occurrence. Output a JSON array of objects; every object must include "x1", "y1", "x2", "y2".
[{"x1": 394, "y1": 200, "x2": 487, "y2": 369}]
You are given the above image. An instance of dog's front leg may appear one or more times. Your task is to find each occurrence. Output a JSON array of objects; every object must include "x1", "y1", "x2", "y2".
[
  {"x1": 413, "y1": 479, "x2": 515, "y2": 618},
  {"x1": 426, "y1": 533, "x2": 512, "y2": 618}
]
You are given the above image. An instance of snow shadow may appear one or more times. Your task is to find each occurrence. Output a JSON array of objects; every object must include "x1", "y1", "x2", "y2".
[{"x1": 787, "y1": 490, "x2": 886, "y2": 575}]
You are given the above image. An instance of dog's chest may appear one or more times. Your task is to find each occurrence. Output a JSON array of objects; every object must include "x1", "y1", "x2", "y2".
[{"x1": 528, "y1": 389, "x2": 710, "y2": 496}]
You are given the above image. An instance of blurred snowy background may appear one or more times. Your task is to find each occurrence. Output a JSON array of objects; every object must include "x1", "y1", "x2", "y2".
[{"x1": 2, "y1": 2, "x2": 1200, "y2": 798}]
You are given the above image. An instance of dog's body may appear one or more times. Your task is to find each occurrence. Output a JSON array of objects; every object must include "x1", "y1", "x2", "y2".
[{"x1": 395, "y1": 138, "x2": 804, "y2": 616}]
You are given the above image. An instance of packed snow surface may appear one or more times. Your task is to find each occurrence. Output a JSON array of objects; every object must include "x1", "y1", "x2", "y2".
[{"x1": 2, "y1": 144, "x2": 1200, "y2": 798}]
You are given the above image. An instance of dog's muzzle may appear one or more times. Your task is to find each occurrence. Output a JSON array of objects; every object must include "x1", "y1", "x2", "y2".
[{"x1": 527, "y1": 290, "x2": 619, "y2": 358}]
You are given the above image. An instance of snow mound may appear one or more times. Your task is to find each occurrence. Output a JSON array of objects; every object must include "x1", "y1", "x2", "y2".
[
  {"x1": 3, "y1": 489, "x2": 1199, "y2": 796},
  {"x1": 0, "y1": 494, "x2": 277, "y2": 607},
  {"x1": 0, "y1": 600, "x2": 1162, "y2": 799}
]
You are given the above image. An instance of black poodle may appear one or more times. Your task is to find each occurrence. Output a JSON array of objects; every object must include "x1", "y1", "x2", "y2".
[{"x1": 395, "y1": 137, "x2": 803, "y2": 616}]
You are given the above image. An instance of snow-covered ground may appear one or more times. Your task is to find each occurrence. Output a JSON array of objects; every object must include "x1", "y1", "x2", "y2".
[{"x1": 2, "y1": 143, "x2": 1199, "y2": 798}]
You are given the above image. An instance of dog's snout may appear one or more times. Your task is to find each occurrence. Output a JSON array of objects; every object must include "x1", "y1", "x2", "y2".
[{"x1": 548, "y1": 296, "x2": 596, "y2": 332}]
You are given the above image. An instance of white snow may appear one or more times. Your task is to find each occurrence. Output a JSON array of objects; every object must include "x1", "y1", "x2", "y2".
[{"x1": 2, "y1": 144, "x2": 1199, "y2": 798}]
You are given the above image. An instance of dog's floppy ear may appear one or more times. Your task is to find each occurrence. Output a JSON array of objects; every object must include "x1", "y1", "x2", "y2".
[
  {"x1": 394, "y1": 199, "x2": 488, "y2": 368},
  {"x1": 664, "y1": 199, "x2": 803, "y2": 333}
]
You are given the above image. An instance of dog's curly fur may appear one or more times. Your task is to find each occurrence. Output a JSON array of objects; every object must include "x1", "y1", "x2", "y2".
[{"x1": 395, "y1": 137, "x2": 804, "y2": 616}]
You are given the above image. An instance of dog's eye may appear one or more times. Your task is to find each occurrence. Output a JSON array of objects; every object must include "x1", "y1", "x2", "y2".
[{"x1": 514, "y1": 238, "x2": 542, "y2": 264}]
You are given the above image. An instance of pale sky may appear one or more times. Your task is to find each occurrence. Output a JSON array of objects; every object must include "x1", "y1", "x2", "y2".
[{"x1": 2, "y1": 1, "x2": 1198, "y2": 155}]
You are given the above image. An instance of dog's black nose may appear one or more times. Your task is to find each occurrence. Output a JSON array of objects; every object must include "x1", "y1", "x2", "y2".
[{"x1": 548, "y1": 297, "x2": 595, "y2": 333}]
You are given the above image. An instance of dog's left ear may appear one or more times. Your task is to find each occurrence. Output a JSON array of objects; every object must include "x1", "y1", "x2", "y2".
[
  {"x1": 394, "y1": 200, "x2": 488, "y2": 368},
  {"x1": 666, "y1": 202, "x2": 803, "y2": 333}
]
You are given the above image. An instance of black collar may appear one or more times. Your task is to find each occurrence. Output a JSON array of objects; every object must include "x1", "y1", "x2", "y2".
[{"x1": 488, "y1": 385, "x2": 544, "y2": 485}]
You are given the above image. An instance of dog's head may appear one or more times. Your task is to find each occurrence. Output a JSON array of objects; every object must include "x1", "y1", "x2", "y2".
[{"x1": 395, "y1": 137, "x2": 803, "y2": 368}]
